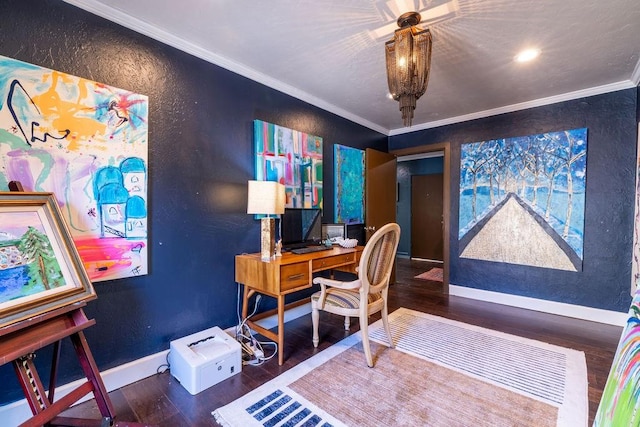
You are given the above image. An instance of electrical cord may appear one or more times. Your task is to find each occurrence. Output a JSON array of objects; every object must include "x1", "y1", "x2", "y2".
[
  {"x1": 235, "y1": 285, "x2": 278, "y2": 366},
  {"x1": 156, "y1": 351, "x2": 171, "y2": 374}
]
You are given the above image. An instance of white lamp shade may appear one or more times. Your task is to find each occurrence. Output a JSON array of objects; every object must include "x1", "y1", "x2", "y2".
[{"x1": 247, "y1": 180, "x2": 285, "y2": 215}]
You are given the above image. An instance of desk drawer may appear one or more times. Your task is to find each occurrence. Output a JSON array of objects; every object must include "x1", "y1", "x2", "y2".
[
  {"x1": 312, "y1": 253, "x2": 354, "y2": 271},
  {"x1": 335, "y1": 250, "x2": 361, "y2": 274},
  {"x1": 281, "y1": 263, "x2": 310, "y2": 291}
]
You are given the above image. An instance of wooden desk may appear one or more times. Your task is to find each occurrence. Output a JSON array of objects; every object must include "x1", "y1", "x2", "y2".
[{"x1": 235, "y1": 246, "x2": 362, "y2": 365}]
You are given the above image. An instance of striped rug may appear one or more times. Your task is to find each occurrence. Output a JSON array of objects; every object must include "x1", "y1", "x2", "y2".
[{"x1": 212, "y1": 308, "x2": 587, "y2": 427}]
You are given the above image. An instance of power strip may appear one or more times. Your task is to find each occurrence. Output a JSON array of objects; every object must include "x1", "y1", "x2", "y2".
[
  {"x1": 252, "y1": 347, "x2": 264, "y2": 360},
  {"x1": 239, "y1": 339, "x2": 265, "y2": 362}
]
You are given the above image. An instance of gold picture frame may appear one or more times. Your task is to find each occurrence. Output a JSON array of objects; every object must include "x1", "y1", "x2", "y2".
[{"x1": 0, "y1": 192, "x2": 95, "y2": 330}]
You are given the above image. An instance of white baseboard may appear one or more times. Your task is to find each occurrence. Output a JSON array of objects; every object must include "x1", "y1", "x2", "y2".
[
  {"x1": 254, "y1": 303, "x2": 312, "y2": 330},
  {"x1": 0, "y1": 349, "x2": 170, "y2": 426},
  {"x1": 0, "y1": 304, "x2": 312, "y2": 426},
  {"x1": 449, "y1": 284, "x2": 628, "y2": 326},
  {"x1": 410, "y1": 258, "x2": 443, "y2": 263}
]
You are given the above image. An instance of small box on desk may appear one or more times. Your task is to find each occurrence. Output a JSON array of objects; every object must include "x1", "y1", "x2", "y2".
[{"x1": 168, "y1": 326, "x2": 241, "y2": 395}]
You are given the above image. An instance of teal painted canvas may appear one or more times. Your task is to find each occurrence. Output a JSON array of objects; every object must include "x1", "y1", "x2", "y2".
[{"x1": 334, "y1": 144, "x2": 364, "y2": 224}]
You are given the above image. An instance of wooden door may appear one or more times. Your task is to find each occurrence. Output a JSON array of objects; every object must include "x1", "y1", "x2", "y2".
[
  {"x1": 365, "y1": 148, "x2": 397, "y2": 282},
  {"x1": 411, "y1": 174, "x2": 444, "y2": 261},
  {"x1": 365, "y1": 148, "x2": 397, "y2": 240}
]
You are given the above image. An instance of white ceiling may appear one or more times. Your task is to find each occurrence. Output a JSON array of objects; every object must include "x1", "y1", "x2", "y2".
[{"x1": 64, "y1": 0, "x2": 640, "y2": 136}]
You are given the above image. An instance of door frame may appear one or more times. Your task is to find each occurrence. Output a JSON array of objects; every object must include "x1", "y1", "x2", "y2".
[{"x1": 391, "y1": 142, "x2": 451, "y2": 293}]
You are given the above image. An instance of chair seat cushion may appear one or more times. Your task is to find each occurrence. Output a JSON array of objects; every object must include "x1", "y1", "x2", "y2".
[{"x1": 312, "y1": 288, "x2": 381, "y2": 310}]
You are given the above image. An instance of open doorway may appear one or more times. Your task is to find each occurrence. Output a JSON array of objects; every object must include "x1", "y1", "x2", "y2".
[
  {"x1": 391, "y1": 143, "x2": 451, "y2": 293},
  {"x1": 396, "y1": 152, "x2": 444, "y2": 259}
]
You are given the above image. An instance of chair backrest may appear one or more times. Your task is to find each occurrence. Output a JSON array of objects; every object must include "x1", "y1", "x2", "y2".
[{"x1": 358, "y1": 223, "x2": 401, "y2": 295}]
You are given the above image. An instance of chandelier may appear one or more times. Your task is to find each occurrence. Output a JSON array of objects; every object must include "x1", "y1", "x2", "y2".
[{"x1": 385, "y1": 12, "x2": 432, "y2": 127}]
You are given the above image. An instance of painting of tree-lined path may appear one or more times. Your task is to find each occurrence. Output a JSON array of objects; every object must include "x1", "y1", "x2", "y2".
[{"x1": 459, "y1": 128, "x2": 587, "y2": 271}]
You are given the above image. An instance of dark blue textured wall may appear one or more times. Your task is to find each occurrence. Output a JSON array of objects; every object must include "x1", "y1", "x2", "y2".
[
  {"x1": 390, "y1": 90, "x2": 638, "y2": 313},
  {"x1": 0, "y1": 0, "x2": 387, "y2": 404},
  {"x1": 396, "y1": 157, "x2": 444, "y2": 256}
]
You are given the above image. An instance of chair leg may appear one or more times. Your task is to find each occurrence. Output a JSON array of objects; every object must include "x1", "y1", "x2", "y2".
[
  {"x1": 381, "y1": 303, "x2": 394, "y2": 348},
  {"x1": 344, "y1": 316, "x2": 350, "y2": 330},
  {"x1": 311, "y1": 303, "x2": 320, "y2": 348},
  {"x1": 360, "y1": 312, "x2": 374, "y2": 367}
]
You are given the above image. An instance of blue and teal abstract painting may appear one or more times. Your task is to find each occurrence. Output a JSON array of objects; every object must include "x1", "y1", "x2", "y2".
[
  {"x1": 334, "y1": 145, "x2": 364, "y2": 224},
  {"x1": 458, "y1": 128, "x2": 587, "y2": 271}
]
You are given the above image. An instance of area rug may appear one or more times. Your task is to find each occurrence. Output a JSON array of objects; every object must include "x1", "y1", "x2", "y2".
[
  {"x1": 414, "y1": 267, "x2": 444, "y2": 281},
  {"x1": 212, "y1": 308, "x2": 587, "y2": 427}
]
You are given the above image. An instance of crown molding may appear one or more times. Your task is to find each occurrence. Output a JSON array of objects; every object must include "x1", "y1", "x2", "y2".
[
  {"x1": 62, "y1": 0, "x2": 389, "y2": 135},
  {"x1": 389, "y1": 80, "x2": 637, "y2": 136}
]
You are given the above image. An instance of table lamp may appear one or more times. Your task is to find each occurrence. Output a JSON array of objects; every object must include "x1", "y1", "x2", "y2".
[{"x1": 247, "y1": 180, "x2": 285, "y2": 261}]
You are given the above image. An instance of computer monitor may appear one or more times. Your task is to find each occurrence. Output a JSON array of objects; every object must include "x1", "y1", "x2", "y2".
[{"x1": 281, "y1": 208, "x2": 322, "y2": 249}]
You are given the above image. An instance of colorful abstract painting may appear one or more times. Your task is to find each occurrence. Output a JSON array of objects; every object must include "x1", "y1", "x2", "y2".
[
  {"x1": 334, "y1": 144, "x2": 364, "y2": 224},
  {"x1": 0, "y1": 55, "x2": 148, "y2": 282},
  {"x1": 458, "y1": 128, "x2": 587, "y2": 271},
  {"x1": 254, "y1": 120, "x2": 322, "y2": 209},
  {"x1": 594, "y1": 290, "x2": 640, "y2": 426},
  {"x1": 631, "y1": 127, "x2": 640, "y2": 293}
]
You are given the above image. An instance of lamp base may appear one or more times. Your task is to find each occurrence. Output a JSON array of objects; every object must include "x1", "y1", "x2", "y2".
[{"x1": 260, "y1": 217, "x2": 275, "y2": 262}]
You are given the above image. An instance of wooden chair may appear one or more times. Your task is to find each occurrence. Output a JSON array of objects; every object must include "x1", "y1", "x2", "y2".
[{"x1": 311, "y1": 223, "x2": 401, "y2": 367}]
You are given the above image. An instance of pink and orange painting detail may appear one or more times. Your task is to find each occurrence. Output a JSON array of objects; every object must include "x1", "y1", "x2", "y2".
[
  {"x1": 0, "y1": 55, "x2": 148, "y2": 282},
  {"x1": 594, "y1": 290, "x2": 640, "y2": 426}
]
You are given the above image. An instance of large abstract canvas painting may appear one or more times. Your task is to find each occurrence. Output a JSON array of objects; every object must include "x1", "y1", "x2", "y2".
[
  {"x1": 458, "y1": 128, "x2": 587, "y2": 271},
  {"x1": 0, "y1": 55, "x2": 148, "y2": 282},
  {"x1": 334, "y1": 144, "x2": 364, "y2": 224},
  {"x1": 594, "y1": 289, "x2": 640, "y2": 426},
  {"x1": 254, "y1": 120, "x2": 322, "y2": 209},
  {"x1": 631, "y1": 126, "x2": 640, "y2": 293}
]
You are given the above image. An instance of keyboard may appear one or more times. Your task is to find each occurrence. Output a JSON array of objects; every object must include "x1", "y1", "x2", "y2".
[{"x1": 290, "y1": 246, "x2": 332, "y2": 255}]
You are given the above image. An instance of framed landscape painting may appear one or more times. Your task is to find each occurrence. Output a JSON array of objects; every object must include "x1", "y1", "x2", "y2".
[{"x1": 0, "y1": 192, "x2": 95, "y2": 330}]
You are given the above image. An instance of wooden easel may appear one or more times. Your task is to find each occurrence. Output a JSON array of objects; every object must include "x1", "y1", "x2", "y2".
[{"x1": 1, "y1": 182, "x2": 147, "y2": 427}]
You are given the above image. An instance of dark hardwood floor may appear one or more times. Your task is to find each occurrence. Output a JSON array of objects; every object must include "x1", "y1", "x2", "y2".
[{"x1": 62, "y1": 258, "x2": 622, "y2": 426}]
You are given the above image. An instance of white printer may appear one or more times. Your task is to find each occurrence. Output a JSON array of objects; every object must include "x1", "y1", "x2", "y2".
[{"x1": 168, "y1": 326, "x2": 241, "y2": 395}]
